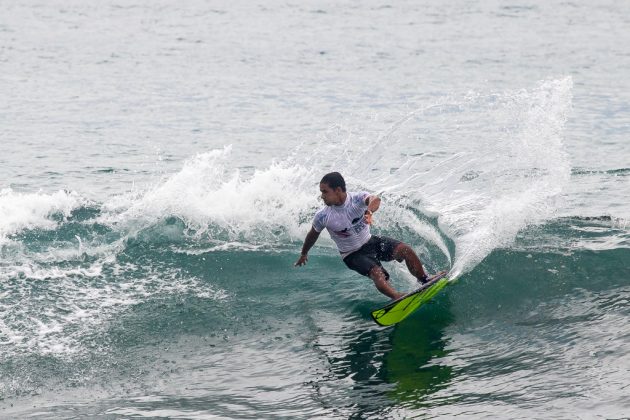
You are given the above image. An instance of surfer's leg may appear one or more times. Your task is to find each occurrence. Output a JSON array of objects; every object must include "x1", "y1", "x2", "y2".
[
  {"x1": 392, "y1": 243, "x2": 428, "y2": 283},
  {"x1": 368, "y1": 266, "x2": 403, "y2": 300},
  {"x1": 343, "y1": 245, "x2": 402, "y2": 299}
]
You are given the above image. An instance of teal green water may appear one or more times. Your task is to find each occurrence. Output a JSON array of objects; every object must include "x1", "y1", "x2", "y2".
[
  {"x1": 2, "y1": 0, "x2": 630, "y2": 418},
  {"x1": 1, "y1": 207, "x2": 629, "y2": 417}
]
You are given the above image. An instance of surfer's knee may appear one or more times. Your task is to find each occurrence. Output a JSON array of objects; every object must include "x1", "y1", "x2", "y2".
[
  {"x1": 368, "y1": 265, "x2": 387, "y2": 281},
  {"x1": 393, "y1": 243, "x2": 413, "y2": 262},
  {"x1": 368, "y1": 265, "x2": 385, "y2": 279}
]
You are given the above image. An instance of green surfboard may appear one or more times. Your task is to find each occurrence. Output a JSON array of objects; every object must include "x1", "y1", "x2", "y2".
[{"x1": 370, "y1": 273, "x2": 451, "y2": 326}]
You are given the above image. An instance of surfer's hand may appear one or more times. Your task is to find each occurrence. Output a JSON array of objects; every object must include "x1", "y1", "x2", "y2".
[
  {"x1": 364, "y1": 211, "x2": 373, "y2": 225},
  {"x1": 295, "y1": 254, "x2": 308, "y2": 267}
]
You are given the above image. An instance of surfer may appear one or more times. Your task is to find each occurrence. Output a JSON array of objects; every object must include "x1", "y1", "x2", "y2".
[{"x1": 295, "y1": 172, "x2": 438, "y2": 300}]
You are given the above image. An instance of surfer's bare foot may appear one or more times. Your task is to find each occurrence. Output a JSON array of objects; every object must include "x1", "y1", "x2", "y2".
[{"x1": 418, "y1": 270, "x2": 447, "y2": 284}]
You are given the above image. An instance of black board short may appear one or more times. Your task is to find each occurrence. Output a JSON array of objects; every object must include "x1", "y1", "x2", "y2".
[{"x1": 343, "y1": 235, "x2": 402, "y2": 279}]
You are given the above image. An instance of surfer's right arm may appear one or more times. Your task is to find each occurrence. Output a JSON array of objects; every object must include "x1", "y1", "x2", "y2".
[{"x1": 295, "y1": 227, "x2": 320, "y2": 266}]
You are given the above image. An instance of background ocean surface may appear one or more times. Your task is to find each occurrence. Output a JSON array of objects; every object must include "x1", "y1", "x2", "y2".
[{"x1": 1, "y1": 0, "x2": 629, "y2": 418}]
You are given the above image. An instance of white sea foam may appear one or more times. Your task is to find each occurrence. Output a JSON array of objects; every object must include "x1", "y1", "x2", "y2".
[
  {"x1": 104, "y1": 146, "x2": 320, "y2": 246},
  {"x1": 0, "y1": 260, "x2": 228, "y2": 358},
  {"x1": 0, "y1": 188, "x2": 84, "y2": 244},
  {"x1": 171, "y1": 242, "x2": 267, "y2": 254},
  {"x1": 439, "y1": 78, "x2": 573, "y2": 276},
  {"x1": 0, "y1": 186, "x2": 234, "y2": 359}
]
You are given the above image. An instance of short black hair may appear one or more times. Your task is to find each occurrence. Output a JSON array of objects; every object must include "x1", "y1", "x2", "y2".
[{"x1": 320, "y1": 172, "x2": 346, "y2": 192}]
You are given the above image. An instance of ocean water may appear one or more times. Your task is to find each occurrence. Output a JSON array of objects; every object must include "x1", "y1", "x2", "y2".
[{"x1": 1, "y1": 0, "x2": 629, "y2": 418}]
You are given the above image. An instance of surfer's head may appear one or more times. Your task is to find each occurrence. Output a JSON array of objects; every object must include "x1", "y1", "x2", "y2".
[{"x1": 320, "y1": 172, "x2": 346, "y2": 206}]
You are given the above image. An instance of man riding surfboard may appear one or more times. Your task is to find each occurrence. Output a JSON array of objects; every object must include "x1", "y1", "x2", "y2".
[{"x1": 295, "y1": 172, "x2": 443, "y2": 300}]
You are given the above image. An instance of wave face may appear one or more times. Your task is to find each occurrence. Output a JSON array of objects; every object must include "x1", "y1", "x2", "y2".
[{"x1": 2, "y1": 79, "x2": 629, "y2": 418}]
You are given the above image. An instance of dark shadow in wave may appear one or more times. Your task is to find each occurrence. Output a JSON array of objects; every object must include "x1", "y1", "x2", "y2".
[{"x1": 310, "y1": 294, "x2": 456, "y2": 418}]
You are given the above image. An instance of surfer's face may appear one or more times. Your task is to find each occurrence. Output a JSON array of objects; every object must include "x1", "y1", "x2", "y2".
[{"x1": 320, "y1": 183, "x2": 344, "y2": 206}]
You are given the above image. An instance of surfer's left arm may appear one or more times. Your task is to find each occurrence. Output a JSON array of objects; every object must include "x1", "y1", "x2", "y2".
[{"x1": 364, "y1": 195, "x2": 381, "y2": 224}]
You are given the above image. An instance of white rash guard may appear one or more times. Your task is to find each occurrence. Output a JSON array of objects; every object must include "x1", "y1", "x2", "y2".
[{"x1": 312, "y1": 191, "x2": 371, "y2": 258}]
